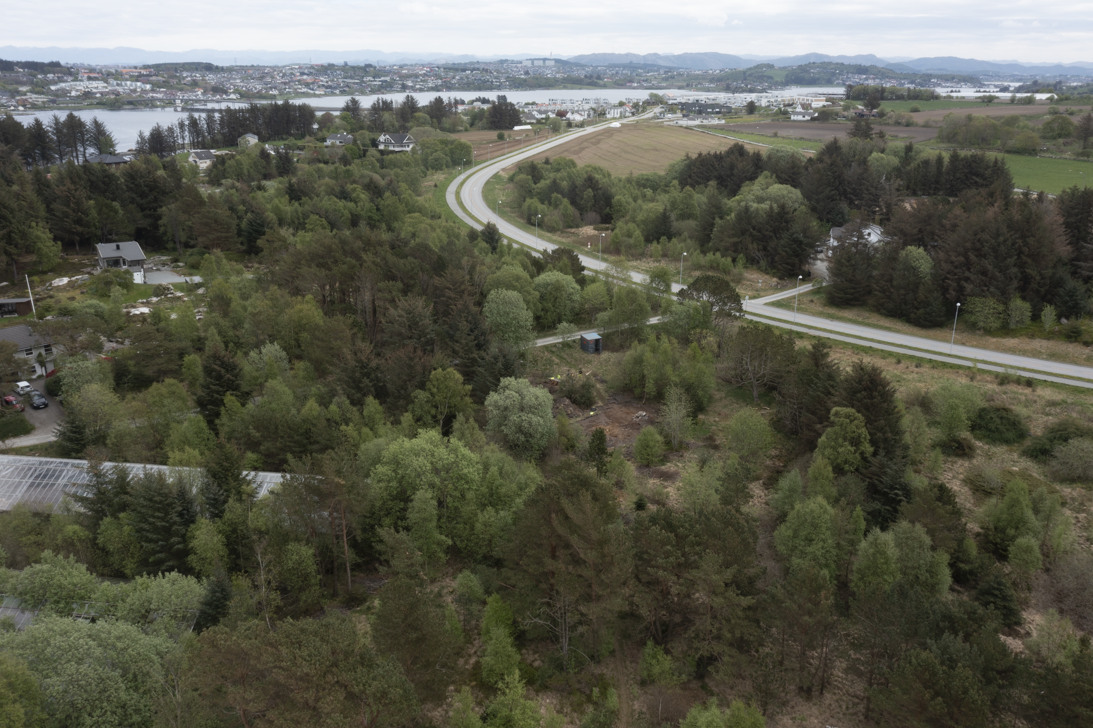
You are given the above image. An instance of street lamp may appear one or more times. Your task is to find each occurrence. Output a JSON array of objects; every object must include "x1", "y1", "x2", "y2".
[
  {"x1": 497, "y1": 199, "x2": 501, "y2": 219},
  {"x1": 950, "y1": 302, "x2": 961, "y2": 353},
  {"x1": 535, "y1": 213, "x2": 541, "y2": 240},
  {"x1": 599, "y1": 232, "x2": 604, "y2": 261},
  {"x1": 794, "y1": 275, "x2": 803, "y2": 322},
  {"x1": 679, "y1": 251, "x2": 687, "y2": 287}
]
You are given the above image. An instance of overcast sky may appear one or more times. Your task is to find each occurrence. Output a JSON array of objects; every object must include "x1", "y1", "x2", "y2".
[{"x1": 5, "y1": 1, "x2": 1093, "y2": 64}]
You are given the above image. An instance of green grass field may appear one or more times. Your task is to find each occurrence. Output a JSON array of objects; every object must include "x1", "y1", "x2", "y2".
[
  {"x1": 999, "y1": 154, "x2": 1093, "y2": 194},
  {"x1": 880, "y1": 99, "x2": 1025, "y2": 113},
  {"x1": 704, "y1": 128, "x2": 819, "y2": 152}
]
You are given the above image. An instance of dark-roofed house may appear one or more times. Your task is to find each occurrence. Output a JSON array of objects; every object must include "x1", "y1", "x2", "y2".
[
  {"x1": 189, "y1": 149, "x2": 216, "y2": 170},
  {"x1": 85, "y1": 153, "x2": 132, "y2": 166},
  {"x1": 376, "y1": 132, "x2": 415, "y2": 152},
  {"x1": 0, "y1": 324, "x2": 56, "y2": 377},
  {"x1": 325, "y1": 132, "x2": 354, "y2": 146},
  {"x1": 96, "y1": 241, "x2": 146, "y2": 274}
]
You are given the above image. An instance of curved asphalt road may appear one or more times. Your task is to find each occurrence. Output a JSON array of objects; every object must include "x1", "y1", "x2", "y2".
[{"x1": 447, "y1": 118, "x2": 1093, "y2": 389}]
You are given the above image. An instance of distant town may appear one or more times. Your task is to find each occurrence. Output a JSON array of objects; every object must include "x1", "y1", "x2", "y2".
[{"x1": 5, "y1": 55, "x2": 1083, "y2": 112}]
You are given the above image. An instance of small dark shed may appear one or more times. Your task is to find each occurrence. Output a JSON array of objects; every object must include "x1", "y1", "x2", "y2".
[
  {"x1": 0, "y1": 298, "x2": 33, "y2": 318},
  {"x1": 580, "y1": 332, "x2": 602, "y2": 354}
]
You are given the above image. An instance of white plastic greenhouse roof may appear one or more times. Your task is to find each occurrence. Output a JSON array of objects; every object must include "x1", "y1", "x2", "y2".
[{"x1": 0, "y1": 454, "x2": 283, "y2": 512}]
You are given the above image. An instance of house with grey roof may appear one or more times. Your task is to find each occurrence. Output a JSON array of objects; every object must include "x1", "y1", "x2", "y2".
[
  {"x1": 96, "y1": 241, "x2": 146, "y2": 273},
  {"x1": 238, "y1": 132, "x2": 259, "y2": 148},
  {"x1": 189, "y1": 149, "x2": 216, "y2": 170},
  {"x1": 0, "y1": 324, "x2": 56, "y2": 377},
  {"x1": 325, "y1": 132, "x2": 354, "y2": 146},
  {"x1": 376, "y1": 132, "x2": 415, "y2": 152}
]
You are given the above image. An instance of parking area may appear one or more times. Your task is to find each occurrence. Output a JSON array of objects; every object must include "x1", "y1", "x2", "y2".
[{"x1": 4, "y1": 384, "x2": 62, "y2": 447}]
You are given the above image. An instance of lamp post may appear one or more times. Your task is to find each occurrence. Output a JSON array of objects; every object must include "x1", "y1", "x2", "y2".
[
  {"x1": 679, "y1": 251, "x2": 687, "y2": 287},
  {"x1": 950, "y1": 302, "x2": 961, "y2": 353},
  {"x1": 535, "y1": 213, "x2": 541, "y2": 240},
  {"x1": 794, "y1": 275, "x2": 803, "y2": 322},
  {"x1": 599, "y1": 232, "x2": 604, "y2": 261},
  {"x1": 497, "y1": 199, "x2": 501, "y2": 219}
]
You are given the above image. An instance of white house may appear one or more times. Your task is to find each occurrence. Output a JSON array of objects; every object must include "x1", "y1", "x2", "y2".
[
  {"x1": 376, "y1": 132, "x2": 415, "y2": 152},
  {"x1": 790, "y1": 104, "x2": 817, "y2": 121},
  {"x1": 0, "y1": 324, "x2": 57, "y2": 377},
  {"x1": 238, "y1": 133, "x2": 259, "y2": 148},
  {"x1": 189, "y1": 150, "x2": 215, "y2": 170},
  {"x1": 325, "y1": 132, "x2": 354, "y2": 146}
]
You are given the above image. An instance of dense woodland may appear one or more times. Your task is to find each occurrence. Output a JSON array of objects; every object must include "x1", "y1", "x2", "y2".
[{"x1": 2, "y1": 102, "x2": 1093, "y2": 728}]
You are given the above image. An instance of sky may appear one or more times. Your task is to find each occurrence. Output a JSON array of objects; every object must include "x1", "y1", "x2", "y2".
[{"x1": 4, "y1": 1, "x2": 1093, "y2": 65}]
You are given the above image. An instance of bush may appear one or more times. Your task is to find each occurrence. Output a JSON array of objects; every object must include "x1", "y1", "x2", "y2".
[
  {"x1": 87, "y1": 268, "x2": 134, "y2": 298},
  {"x1": 937, "y1": 432, "x2": 976, "y2": 457},
  {"x1": 1022, "y1": 417, "x2": 1093, "y2": 461},
  {"x1": 558, "y1": 373, "x2": 596, "y2": 409},
  {"x1": 963, "y1": 463, "x2": 1006, "y2": 497},
  {"x1": 44, "y1": 374, "x2": 63, "y2": 397},
  {"x1": 633, "y1": 426, "x2": 666, "y2": 466},
  {"x1": 0, "y1": 411, "x2": 34, "y2": 440},
  {"x1": 970, "y1": 405, "x2": 1029, "y2": 445},
  {"x1": 1047, "y1": 438, "x2": 1093, "y2": 483}
]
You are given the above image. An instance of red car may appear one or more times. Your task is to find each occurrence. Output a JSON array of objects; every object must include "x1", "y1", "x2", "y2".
[{"x1": 2, "y1": 395, "x2": 25, "y2": 412}]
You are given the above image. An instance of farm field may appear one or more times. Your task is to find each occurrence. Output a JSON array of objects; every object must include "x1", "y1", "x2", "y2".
[
  {"x1": 999, "y1": 153, "x2": 1093, "y2": 194},
  {"x1": 523, "y1": 121, "x2": 762, "y2": 175}
]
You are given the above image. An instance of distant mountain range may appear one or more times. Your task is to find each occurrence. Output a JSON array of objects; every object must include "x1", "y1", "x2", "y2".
[
  {"x1": 3, "y1": 45, "x2": 1093, "y2": 77},
  {"x1": 566, "y1": 52, "x2": 1093, "y2": 77}
]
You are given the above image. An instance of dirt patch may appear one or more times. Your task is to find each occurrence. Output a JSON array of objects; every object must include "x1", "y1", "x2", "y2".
[{"x1": 565, "y1": 393, "x2": 654, "y2": 451}]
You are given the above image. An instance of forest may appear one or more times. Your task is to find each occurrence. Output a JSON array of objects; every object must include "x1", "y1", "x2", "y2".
[{"x1": 2, "y1": 98, "x2": 1093, "y2": 728}]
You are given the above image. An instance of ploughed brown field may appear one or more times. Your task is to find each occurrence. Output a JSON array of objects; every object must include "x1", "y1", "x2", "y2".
[{"x1": 520, "y1": 122, "x2": 760, "y2": 175}]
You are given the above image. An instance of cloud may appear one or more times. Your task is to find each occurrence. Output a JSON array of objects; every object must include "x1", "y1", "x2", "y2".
[{"x1": 3, "y1": 0, "x2": 1091, "y2": 63}]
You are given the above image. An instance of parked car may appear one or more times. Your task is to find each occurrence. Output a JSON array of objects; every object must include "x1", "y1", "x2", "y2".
[
  {"x1": 28, "y1": 390, "x2": 47, "y2": 409},
  {"x1": 13, "y1": 381, "x2": 33, "y2": 396},
  {"x1": 1, "y1": 395, "x2": 24, "y2": 412}
]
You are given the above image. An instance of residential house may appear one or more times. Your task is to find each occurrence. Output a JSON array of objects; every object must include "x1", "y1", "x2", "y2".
[
  {"x1": 85, "y1": 153, "x2": 132, "y2": 166},
  {"x1": 189, "y1": 150, "x2": 216, "y2": 170},
  {"x1": 238, "y1": 132, "x2": 259, "y2": 148},
  {"x1": 0, "y1": 324, "x2": 56, "y2": 377},
  {"x1": 325, "y1": 132, "x2": 354, "y2": 146},
  {"x1": 376, "y1": 132, "x2": 415, "y2": 152},
  {"x1": 96, "y1": 241, "x2": 147, "y2": 277},
  {"x1": 790, "y1": 104, "x2": 816, "y2": 121}
]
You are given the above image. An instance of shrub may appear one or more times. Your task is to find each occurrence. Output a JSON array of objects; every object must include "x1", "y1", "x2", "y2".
[
  {"x1": 0, "y1": 411, "x2": 34, "y2": 440},
  {"x1": 1022, "y1": 417, "x2": 1093, "y2": 461},
  {"x1": 558, "y1": 373, "x2": 596, "y2": 409},
  {"x1": 633, "y1": 426, "x2": 666, "y2": 466},
  {"x1": 1047, "y1": 438, "x2": 1093, "y2": 483},
  {"x1": 970, "y1": 405, "x2": 1029, "y2": 445},
  {"x1": 963, "y1": 462, "x2": 1005, "y2": 497}
]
